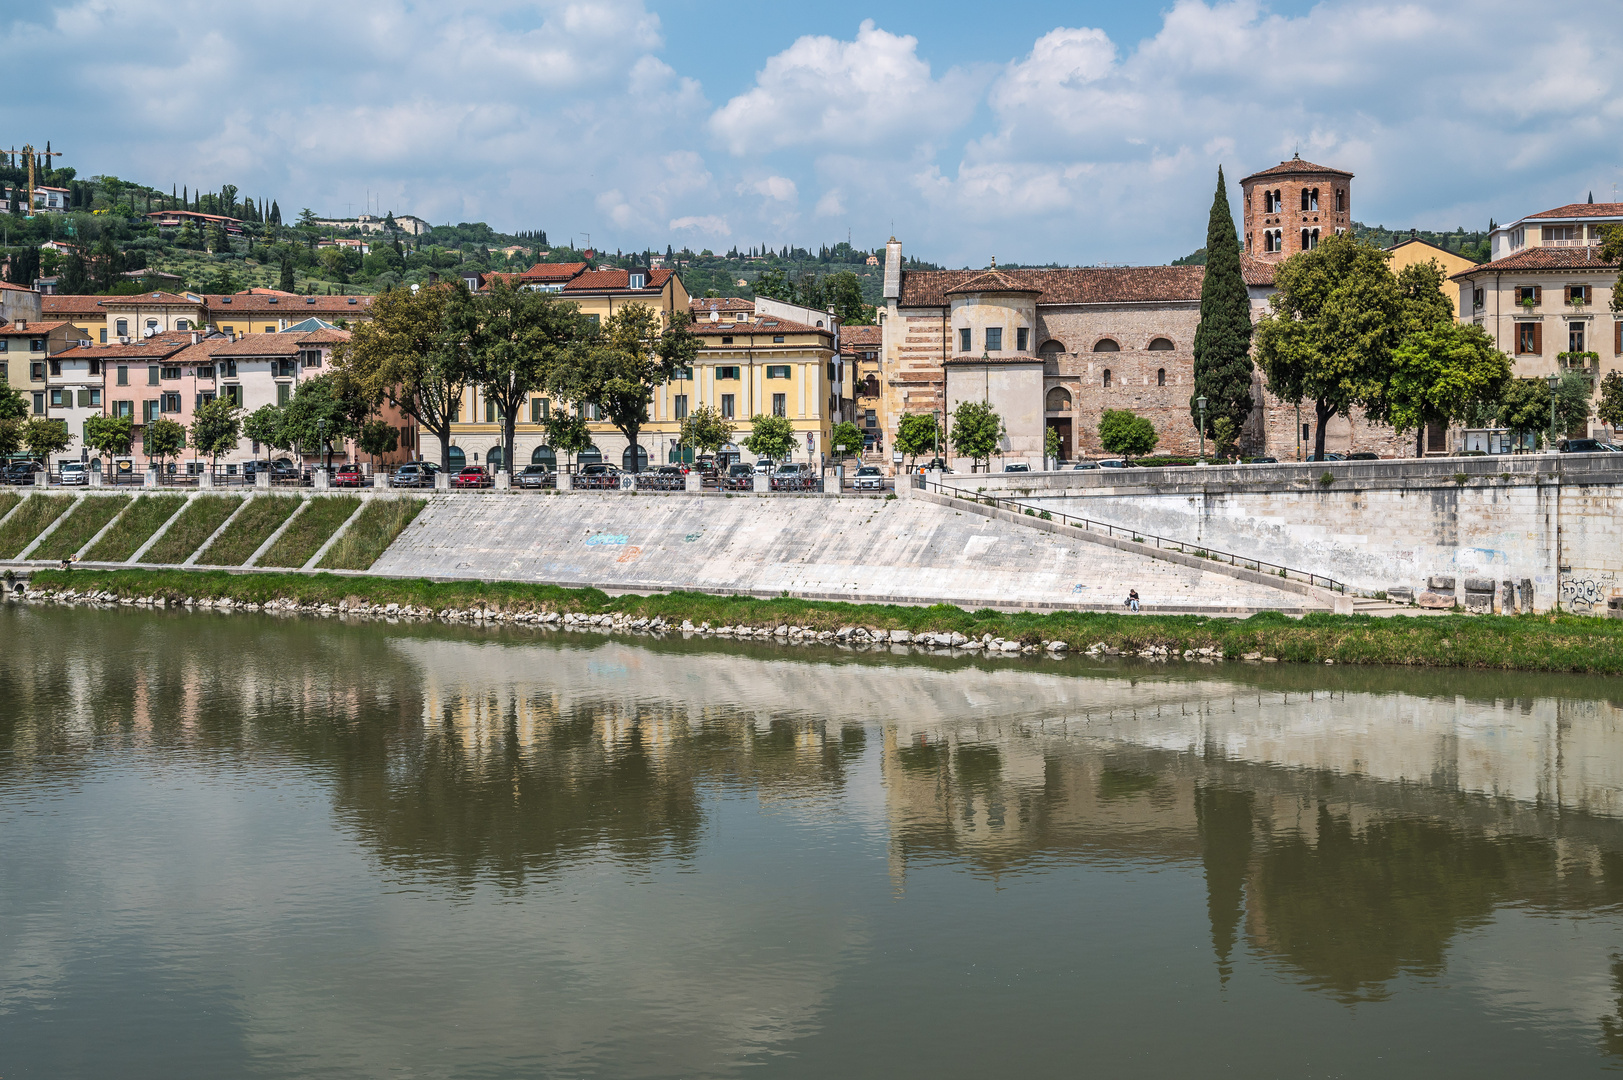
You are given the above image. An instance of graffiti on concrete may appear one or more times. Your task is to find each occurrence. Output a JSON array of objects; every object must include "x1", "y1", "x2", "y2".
[
  {"x1": 1454, "y1": 547, "x2": 1508, "y2": 569},
  {"x1": 1559, "y1": 574, "x2": 1614, "y2": 613},
  {"x1": 585, "y1": 534, "x2": 629, "y2": 546}
]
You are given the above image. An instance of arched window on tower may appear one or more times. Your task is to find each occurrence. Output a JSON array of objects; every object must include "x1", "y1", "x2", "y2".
[
  {"x1": 1102, "y1": 369, "x2": 1112, "y2": 389},
  {"x1": 1301, "y1": 229, "x2": 1311, "y2": 251},
  {"x1": 1301, "y1": 188, "x2": 1319, "y2": 212},
  {"x1": 1335, "y1": 188, "x2": 1346, "y2": 212},
  {"x1": 1157, "y1": 368, "x2": 1166, "y2": 386},
  {"x1": 1148, "y1": 337, "x2": 1174, "y2": 351},
  {"x1": 1092, "y1": 338, "x2": 1119, "y2": 353}
]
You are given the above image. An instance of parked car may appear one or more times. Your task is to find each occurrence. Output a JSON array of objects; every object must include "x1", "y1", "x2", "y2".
[
  {"x1": 724, "y1": 463, "x2": 755, "y2": 490},
  {"x1": 453, "y1": 466, "x2": 492, "y2": 489},
  {"x1": 58, "y1": 461, "x2": 86, "y2": 486},
  {"x1": 333, "y1": 464, "x2": 365, "y2": 487},
  {"x1": 647, "y1": 465, "x2": 688, "y2": 490},
  {"x1": 753, "y1": 458, "x2": 774, "y2": 475},
  {"x1": 390, "y1": 462, "x2": 440, "y2": 488},
  {"x1": 516, "y1": 464, "x2": 554, "y2": 489},
  {"x1": 1243, "y1": 456, "x2": 1279, "y2": 464},
  {"x1": 852, "y1": 465, "x2": 885, "y2": 491},
  {"x1": 1343, "y1": 452, "x2": 1380, "y2": 461},
  {"x1": 1003, "y1": 462, "x2": 1030, "y2": 473},
  {"x1": 771, "y1": 462, "x2": 817, "y2": 491},
  {"x1": 696, "y1": 455, "x2": 719, "y2": 481},
  {"x1": 915, "y1": 457, "x2": 951, "y2": 473},
  {"x1": 1557, "y1": 438, "x2": 1617, "y2": 453},
  {"x1": 1072, "y1": 460, "x2": 1101, "y2": 470},
  {"x1": 1305, "y1": 453, "x2": 1344, "y2": 462},
  {"x1": 578, "y1": 463, "x2": 623, "y2": 489},
  {"x1": 3, "y1": 461, "x2": 43, "y2": 484},
  {"x1": 1097, "y1": 459, "x2": 1127, "y2": 469}
]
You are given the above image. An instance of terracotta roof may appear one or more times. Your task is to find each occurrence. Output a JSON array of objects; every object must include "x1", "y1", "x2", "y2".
[
  {"x1": 1239, "y1": 156, "x2": 1353, "y2": 184},
  {"x1": 943, "y1": 353, "x2": 1046, "y2": 366},
  {"x1": 212, "y1": 333, "x2": 303, "y2": 357},
  {"x1": 165, "y1": 338, "x2": 249, "y2": 365},
  {"x1": 0, "y1": 321, "x2": 74, "y2": 336},
  {"x1": 294, "y1": 328, "x2": 351, "y2": 345},
  {"x1": 205, "y1": 293, "x2": 374, "y2": 315},
  {"x1": 1240, "y1": 255, "x2": 1277, "y2": 288},
  {"x1": 54, "y1": 333, "x2": 196, "y2": 359},
  {"x1": 40, "y1": 295, "x2": 110, "y2": 315},
  {"x1": 100, "y1": 291, "x2": 202, "y2": 307},
  {"x1": 1524, "y1": 202, "x2": 1623, "y2": 220},
  {"x1": 1450, "y1": 245, "x2": 1620, "y2": 281},
  {"x1": 0, "y1": 281, "x2": 35, "y2": 293},
  {"x1": 561, "y1": 267, "x2": 675, "y2": 293},
  {"x1": 519, "y1": 262, "x2": 589, "y2": 281},
  {"x1": 691, "y1": 297, "x2": 754, "y2": 312},
  {"x1": 900, "y1": 266, "x2": 1205, "y2": 306},
  {"x1": 840, "y1": 325, "x2": 882, "y2": 351},
  {"x1": 691, "y1": 315, "x2": 830, "y2": 338},
  {"x1": 945, "y1": 268, "x2": 1042, "y2": 295}
]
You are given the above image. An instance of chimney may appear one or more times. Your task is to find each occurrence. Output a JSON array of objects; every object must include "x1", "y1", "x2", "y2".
[
  {"x1": 191, "y1": 331, "x2": 200, "y2": 345},
  {"x1": 16, "y1": 320, "x2": 25, "y2": 331}
]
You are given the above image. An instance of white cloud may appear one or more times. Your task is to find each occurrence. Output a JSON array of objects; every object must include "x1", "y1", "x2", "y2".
[
  {"x1": 738, "y1": 176, "x2": 799, "y2": 203},
  {"x1": 814, "y1": 190, "x2": 846, "y2": 217},
  {"x1": 669, "y1": 215, "x2": 730, "y2": 237}
]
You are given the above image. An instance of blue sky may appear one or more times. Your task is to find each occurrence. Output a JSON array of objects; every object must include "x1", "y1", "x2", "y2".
[{"x1": 6, "y1": 1, "x2": 1621, "y2": 267}]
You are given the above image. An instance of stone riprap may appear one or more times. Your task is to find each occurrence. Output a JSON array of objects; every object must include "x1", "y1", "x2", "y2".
[{"x1": 369, "y1": 492, "x2": 1322, "y2": 614}]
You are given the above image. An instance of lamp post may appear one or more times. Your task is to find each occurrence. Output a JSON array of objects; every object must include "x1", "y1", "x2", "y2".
[
  {"x1": 317, "y1": 418, "x2": 327, "y2": 472},
  {"x1": 1295, "y1": 400, "x2": 1302, "y2": 461},
  {"x1": 1196, "y1": 395, "x2": 1207, "y2": 460},
  {"x1": 1546, "y1": 372, "x2": 1560, "y2": 451}
]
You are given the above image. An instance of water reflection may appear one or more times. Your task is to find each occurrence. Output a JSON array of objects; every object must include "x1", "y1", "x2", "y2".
[{"x1": 2, "y1": 604, "x2": 1622, "y2": 1075}]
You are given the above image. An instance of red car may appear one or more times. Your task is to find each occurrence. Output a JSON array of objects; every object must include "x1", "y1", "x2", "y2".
[
  {"x1": 452, "y1": 466, "x2": 493, "y2": 489},
  {"x1": 333, "y1": 464, "x2": 365, "y2": 487}
]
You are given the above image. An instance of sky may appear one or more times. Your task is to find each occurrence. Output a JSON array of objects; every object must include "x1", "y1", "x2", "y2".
[{"x1": 6, "y1": 0, "x2": 1622, "y2": 268}]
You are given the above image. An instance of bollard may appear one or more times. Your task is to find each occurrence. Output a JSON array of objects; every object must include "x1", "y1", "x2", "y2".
[
  {"x1": 752, "y1": 473, "x2": 769, "y2": 493},
  {"x1": 685, "y1": 471, "x2": 703, "y2": 493},
  {"x1": 254, "y1": 470, "x2": 270, "y2": 489},
  {"x1": 33, "y1": 469, "x2": 48, "y2": 489},
  {"x1": 556, "y1": 471, "x2": 573, "y2": 492},
  {"x1": 434, "y1": 469, "x2": 450, "y2": 491},
  {"x1": 145, "y1": 468, "x2": 159, "y2": 489},
  {"x1": 494, "y1": 471, "x2": 511, "y2": 491},
  {"x1": 87, "y1": 468, "x2": 103, "y2": 488},
  {"x1": 198, "y1": 470, "x2": 214, "y2": 490},
  {"x1": 373, "y1": 471, "x2": 389, "y2": 489}
]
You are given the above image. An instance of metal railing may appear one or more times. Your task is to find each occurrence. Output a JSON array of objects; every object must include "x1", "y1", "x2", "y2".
[{"x1": 921, "y1": 478, "x2": 1352, "y2": 594}]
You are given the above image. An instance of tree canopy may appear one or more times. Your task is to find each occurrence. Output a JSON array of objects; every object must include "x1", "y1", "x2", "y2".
[
  {"x1": 1099, "y1": 409, "x2": 1159, "y2": 459},
  {"x1": 1191, "y1": 167, "x2": 1254, "y2": 442},
  {"x1": 679, "y1": 404, "x2": 734, "y2": 461},
  {"x1": 894, "y1": 412, "x2": 941, "y2": 466},
  {"x1": 950, "y1": 400, "x2": 1004, "y2": 471},
  {"x1": 742, "y1": 413, "x2": 797, "y2": 461},
  {"x1": 1383, "y1": 323, "x2": 1510, "y2": 455},
  {"x1": 189, "y1": 398, "x2": 242, "y2": 465}
]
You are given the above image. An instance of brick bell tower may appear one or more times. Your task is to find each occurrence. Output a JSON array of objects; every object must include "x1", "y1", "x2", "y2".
[{"x1": 1240, "y1": 153, "x2": 1353, "y2": 262}]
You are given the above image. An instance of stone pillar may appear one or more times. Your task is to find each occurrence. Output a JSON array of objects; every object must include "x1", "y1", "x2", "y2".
[
  {"x1": 494, "y1": 471, "x2": 511, "y2": 490},
  {"x1": 373, "y1": 471, "x2": 389, "y2": 489},
  {"x1": 925, "y1": 468, "x2": 942, "y2": 492},
  {"x1": 33, "y1": 469, "x2": 47, "y2": 489},
  {"x1": 199, "y1": 470, "x2": 214, "y2": 489},
  {"x1": 1518, "y1": 578, "x2": 1535, "y2": 613},
  {"x1": 1500, "y1": 580, "x2": 1515, "y2": 615},
  {"x1": 434, "y1": 470, "x2": 450, "y2": 491},
  {"x1": 312, "y1": 469, "x2": 330, "y2": 490},
  {"x1": 685, "y1": 472, "x2": 703, "y2": 493},
  {"x1": 556, "y1": 471, "x2": 573, "y2": 492},
  {"x1": 87, "y1": 468, "x2": 103, "y2": 487},
  {"x1": 752, "y1": 473, "x2": 769, "y2": 493},
  {"x1": 617, "y1": 473, "x2": 635, "y2": 492},
  {"x1": 254, "y1": 471, "x2": 271, "y2": 490}
]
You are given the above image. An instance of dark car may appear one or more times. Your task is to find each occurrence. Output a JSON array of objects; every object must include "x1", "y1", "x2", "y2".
[
  {"x1": 1003, "y1": 462, "x2": 1030, "y2": 473},
  {"x1": 1305, "y1": 453, "x2": 1344, "y2": 462},
  {"x1": 1072, "y1": 460, "x2": 1101, "y2": 470},
  {"x1": 390, "y1": 462, "x2": 440, "y2": 488},
  {"x1": 516, "y1": 464, "x2": 554, "y2": 489},
  {"x1": 3, "y1": 460, "x2": 43, "y2": 485},
  {"x1": 1097, "y1": 459, "x2": 1127, "y2": 469},
  {"x1": 852, "y1": 465, "x2": 884, "y2": 491},
  {"x1": 914, "y1": 457, "x2": 951, "y2": 474},
  {"x1": 1557, "y1": 438, "x2": 1616, "y2": 453},
  {"x1": 333, "y1": 464, "x2": 365, "y2": 487},
  {"x1": 724, "y1": 463, "x2": 755, "y2": 490},
  {"x1": 453, "y1": 466, "x2": 492, "y2": 489},
  {"x1": 1243, "y1": 456, "x2": 1278, "y2": 464},
  {"x1": 578, "y1": 463, "x2": 623, "y2": 489},
  {"x1": 771, "y1": 463, "x2": 817, "y2": 491},
  {"x1": 1343, "y1": 452, "x2": 1381, "y2": 461}
]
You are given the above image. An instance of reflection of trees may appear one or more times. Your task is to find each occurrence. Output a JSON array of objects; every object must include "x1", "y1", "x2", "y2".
[
  {"x1": 1196, "y1": 785, "x2": 1252, "y2": 985},
  {"x1": 1603, "y1": 954, "x2": 1623, "y2": 1059}
]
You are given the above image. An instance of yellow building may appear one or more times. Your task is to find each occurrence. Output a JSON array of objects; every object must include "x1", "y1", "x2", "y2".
[
  {"x1": 0, "y1": 320, "x2": 93, "y2": 413},
  {"x1": 1386, "y1": 238, "x2": 1477, "y2": 311}
]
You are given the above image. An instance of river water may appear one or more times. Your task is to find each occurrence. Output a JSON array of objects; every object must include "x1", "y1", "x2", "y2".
[{"x1": 1, "y1": 603, "x2": 1621, "y2": 1078}]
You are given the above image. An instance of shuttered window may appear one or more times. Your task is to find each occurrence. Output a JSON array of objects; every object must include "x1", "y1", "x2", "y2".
[{"x1": 1515, "y1": 322, "x2": 1542, "y2": 355}]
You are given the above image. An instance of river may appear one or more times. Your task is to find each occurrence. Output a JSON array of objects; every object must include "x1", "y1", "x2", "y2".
[{"x1": 1, "y1": 603, "x2": 1620, "y2": 1078}]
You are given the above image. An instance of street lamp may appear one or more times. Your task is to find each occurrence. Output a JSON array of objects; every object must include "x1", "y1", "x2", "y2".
[
  {"x1": 1546, "y1": 372, "x2": 1560, "y2": 451},
  {"x1": 1196, "y1": 395, "x2": 1207, "y2": 460},
  {"x1": 317, "y1": 418, "x2": 327, "y2": 472}
]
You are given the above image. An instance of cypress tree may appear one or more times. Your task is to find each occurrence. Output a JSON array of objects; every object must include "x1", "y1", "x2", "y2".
[
  {"x1": 278, "y1": 255, "x2": 295, "y2": 292},
  {"x1": 1190, "y1": 166, "x2": 1254, "y2": 443}
]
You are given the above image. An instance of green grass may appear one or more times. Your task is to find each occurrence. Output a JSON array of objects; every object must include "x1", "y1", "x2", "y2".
[
  {"x1": 0, "y1": 496, "x2": 75, "y2": 558},
  {"x1": 26, "y1": 569, "x2": 1623, "y2": 675},
  {"x1": 83, "y1": 495, "x2": 187, "y2": 562},
  {"x1": 0, "y1": 492, "x2": 19, "y2": 523},
  {"x1": 317, "y1": 498, "x2": 425, "y2": 570},
  {"x1": 143, "y1": 496, "x2": 243, "y2": 564},
  {"x1": 33, "y1": 496, "x2": 132, "y2": 561},
  {"x1": 258, "y1": 497, "x2": 361, "y2": 568},
  {"x1": 197, "y1": 497, "x2": 300, "y2": 566}
]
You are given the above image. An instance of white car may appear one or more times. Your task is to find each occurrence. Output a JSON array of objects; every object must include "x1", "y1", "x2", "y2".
[
  {"x1": 753, "y1": 458, "x2": 774, "y2": 475},
  {"x1": 59, "y1": 461, "x2": 86, "y2": 485},
  {"x1": 852, "y1": 465, "x2": 884, "y2": 491}
]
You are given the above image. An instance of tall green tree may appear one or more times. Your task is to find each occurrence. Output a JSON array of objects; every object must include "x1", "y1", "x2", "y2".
[
  {"x1": 1099, "y1": 409, "x2": 1159, "y2": 460},
  {"x1": 145, "y1": 417, "x2": 186, "y2": 468},
  {"x1": 549, "y1": 303, "x2": 698, "y2": 472},
  {"x1": 1254, "y1": 232, "x2": 1403, "y2": 458},
  {"x1": 1383, "y1": 323, "x2": 1510, "y2": 457},
  {"x1": 829, "y1": 420, "x2": 864, "y2": 460},
  {"x1": 1597, "y1": 371, "x2": 1623, "y2": 434},
  {"x1": 358, "y1": 418, "x2": 399, "y2": 469},
  {"x1": 333, "y1": 283, "x2": 468, "y2": 467},
  {"x1": 0, "y1": 383, "x2": 27, "y2": 457},
  {"x1": 752, "y1": 267, "x2": 794, "y2": 303},
  {"x1": 189, "y1": 398, "x2": 243, "y2": 469},
  {"x1": 1495, "y1": 374, "x2": 1592, "y2": 447},
  {"x1": 1601, "y1": 224, "x2": 1623, "y2": 313},
  {"x1": 1191, "y1": 167, "x2": 1254, "y2": 443},
  {"x1": 58, "y1": 251, "x2": 89, "y2": 295},
  {"x1": 242, "y1": 404, "x2": 287, "y2": 455},
  {"x1": 541, "y1": 407, "x2": 592, "y2": 471},
  {"x1": 84, "y1": 413, "x2": 134, "y2": 462},
  {"x1": 452, "y1": 279, "x2": 585, "y2": 476},
  {"x1": 949, "y1": 399, "x2": 1004, "y2": 472},
  {"x1": 282, "y1": 374, "x2": 368, "y2": 464},
  {"x1": 742, "y1": 413, "x2": 797, "y2": 461},
  {"x1": 278, "y1": 254, "x2": 295, "y2": 292},
  {"x1": 894, "y1": 412, "x2": 941, "y2": 467},
  {"x1": 678, "y1": 404, "x2": 733, "y2": 463},
  {"x1": 22, "y1": 417, "x2": 72, "y2": 460}
]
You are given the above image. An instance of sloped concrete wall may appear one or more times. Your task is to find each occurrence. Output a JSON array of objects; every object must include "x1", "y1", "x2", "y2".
[{"x1": 369, "y1": 492, "x2": 1319, "y2": 614}]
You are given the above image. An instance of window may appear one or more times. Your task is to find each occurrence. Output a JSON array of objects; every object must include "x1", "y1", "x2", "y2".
[
  {"x1": 145, "y1": 320, "x2": 158, "y2": 335},
  {"x1": 116, "y1": 319, "x2": 128, "y2": 337},
  {"x1": 32, "y1": 392, "x2": 44, "y2": 415},
  {"x1": 1617, "y1": 320, "x2": 1622, "y2": 356},
  {"x1": 1157, "y1": 369, "x2": 1166, "y2": 386},
  {"x1": 1017, "y1": 328, "x2": 1029, "y2": 352},
  {"x1": 30, "y1": 362, "x2": 44, "y2": 381},
  {"x1": 1515, "y1": 322, "x2": 1541, "y2": 355},
  {"x1": 147, "y1": 365, "x2": 160, "y2": 386},
  {"x1": 274, "y1": 359, "x2": 296, "y2": 378},
  {"x1": 1301, "y1": 229, "x2": 1312, "y2": 250},
  {"x1": 985, "y1": 327, "x2": 1003, "y2": 351},
  {"x1": 113, "y1": 400, "x2": 133, "y2": 418},
  {"x1": 99, "y1": 329, "x2": 107, "y2": 344},
  {"x1": 585, "y1": 314, "x2": 600, "y2": 326},
  {"x1": 161, "y1": 393, "x2": 181, "y2": 413},
  {"x1": 222, "y1": 325, "x2": 235, "y2": 335},
  {"x1": 721, "y1": 336, "x2": 733, "y2": 345},
  {"x1": 1045, "y1": 387, "x2": 1071, "y2": 412},
  {"x1": 720, "y1": 393, "x2": 735, "y2": 419},
  {"x1": 88, "y1": 360, "x2": 101, "y2": 376},
  {"x1": 277, "y1": 383, "x2": 290, "y2": 406},
  {"x1": 530, "y1": 397, "x2": 550, "y2": 423},
  {"x1": 629, "y1": 273, "x2": 646, "y2": 289},
  {"x1": 196, "y1": 364, "x2": 214, "y2": 380},
  {"x1": 1301, "y1": 188, "x2": 1319, "y2": 211},
  {"x1": 485, "y1": 397, "x2": 497, "y2": 423},
  {"x1": 176, "y1": 320, "x2": 189, "y2": 331},
  {"x1": 300, "y1": 349, "x2": 322, "y2": 368},
  {"x1": 1472, "y1": 287, "x2": 1484, "y2": 311},
  {"x1": 959, "y1": 327, "x2": 971, "y2": 352},
  {"x1": 264, "y1": 325, "x2": 275, "y2": 334},
  {"x1": 224, "y1": 360, "x2": 237, "y2": 378},
  {"x1": 672, "y1": 366, "x2": 692, "y2": 381},
  {"x1": 1335, "y1": 189, "x2": 1346, "y2": 212},
  {"x1": 1092, "y1": 339, "x2": 1119, "y2": 353},
  {"x1": 1570, "y1": 322, "x2": 1586, "y2": 353},
  {"x1": 32, "y1": 339, "x2": 45, "y2": 354},
  {"x1": 586, "y1": 403, "x2": 600, "y2": 421},
  {"x1": 223, "y1": 385, "x2": 242, "y2": 407},
  {"x1": 1568, "y1": 284, "x2": 1591, "y2": 304},
  {"x1": 48, "y1": 359, "x2": 61, "y2": 377},
  {"x1": 766, "y1": 365, "x2": 791, "y2": 379},
  {"x1": 142, "y1": 400, "x2": 158, "y2": 422},
  {"x1": 1148, "y1": 337, "x2": 1174, "y2": 351},
  {"x1": 49, "y1": 389, "x2": 65, "y2": 407},
  {"x1": 1545, "y1": 225, "x2": 1581, "y2": 246},
  {"x1": 673, "y1": 394, "x2": 688, "y2": 419},
  {"x1": 772, "y1": 335, "x2": 785, "y2": 343},
  {"x1": 1102, "y1": 369, "x2": 1112, "y2": 388},
  {"x1": 717, "y1": 366, "x2": 741, "y2": 380},
  {"x1": 864, "y1": 409, "x2": 877, "y2": 428},
  {"x1": 1517, "y1": 285, "x2": 1541, "y2": 306},
  {"x1": 161, "y1": 366, "x2": 180, "y2": 380},
  {"x1": 79, "y1": 389, "x2": 101, "y2": 408},
  {"x1": 772, "y1": 393, "x2": 786, "y2": 417}
]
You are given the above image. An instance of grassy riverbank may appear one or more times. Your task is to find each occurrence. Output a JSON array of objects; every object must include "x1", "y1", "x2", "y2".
[{"x1": 20, "y1": 567, "x2": 1623, "y2": 675}]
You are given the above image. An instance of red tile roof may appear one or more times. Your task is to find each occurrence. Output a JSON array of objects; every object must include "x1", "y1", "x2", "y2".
[
  {"x1": 0, "y1": 320, "x2": 74, "y2": 336},
  {"x1": 691, "y1": 297, "x2": 753, "y2": 312},
  {"x1": 840, "y1": 325, "x2": 882, "y2": 351},
  {"x1": 561, "y1": 267, "x2": 676, "y2": 293},
  {"x1": 41, "y1": 295, "x2": 111, "y2": 316},
  {"x1": 1450, "y1": 245, "x2": 1619, "y2": 280},
  {"x1": 945, "y1": 268, "x2": 1042, "y2": 295},
  {"x1": 294, "y1": 328, "x2": 352, "y2": 345},
  {"x1": 55, "y1": 333, "x2": 196, "y2": 359},
  {"x1": 520, "y1": 262, "x2": 589, "y2": 281},
  {"x1": 1524, "y1": 202, "x2": 1623, "y2": 220},
  {"x1": 211, "y1": 333, "x2": 303, "y2": 357},
  {"x1": 100, "y1": 291, "x2": 202, "y2": 307},
  {"x1": 1239, "y1": 156, "x2": 1353, "y2": 184},
  {"x1": 690, "y1": 315, "x2": 830, "y2": 338},
  {"x1": 0, "y1": 281, "x2": 35, "y2": 293},
  {"x1": 900, "y1": 260, "x2": 1277, "y2": 307}
]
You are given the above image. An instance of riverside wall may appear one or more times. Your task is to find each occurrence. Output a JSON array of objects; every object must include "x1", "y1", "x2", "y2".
[
  {"x1": 368, "y1": 491, "x2": 1322, "y2": 614},
  {"x1": 942, "y1": 455, "x2": 1623, "y2": 613}
]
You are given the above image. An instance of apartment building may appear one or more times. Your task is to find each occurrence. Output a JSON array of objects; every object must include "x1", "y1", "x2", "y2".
[
  {"x1": 53, "y1": 333, "x2": 196, "y2": 461},
  {"x1": 40, "y1": 289, "x2": 378, "y2": 346},
  {"x1": 0, "y1": 320, "x2": 90, "y2": 412}
]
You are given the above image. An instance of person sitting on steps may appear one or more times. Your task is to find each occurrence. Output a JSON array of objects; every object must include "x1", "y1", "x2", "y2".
[{"x1": 1125, "y1": 589, "x2": 1140, "y2": 612}]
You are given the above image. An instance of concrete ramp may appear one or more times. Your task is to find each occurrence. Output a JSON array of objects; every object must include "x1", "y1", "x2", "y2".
[{"x1": 370, "y1": 492, "x2": 1323, "y2": 614}]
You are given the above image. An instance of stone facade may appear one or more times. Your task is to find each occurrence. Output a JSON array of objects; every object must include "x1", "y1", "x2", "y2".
[{"x1": 1239, "y1": 155, "x2": 1352, "y2": 261}]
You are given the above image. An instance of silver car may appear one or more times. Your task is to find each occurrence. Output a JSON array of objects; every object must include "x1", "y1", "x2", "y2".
[
  {"x1": 59, "y1": 461, "x2": 86, "y2": 485},
  {"x1": 852, "y1": 465, "x2": 884, "y2": 491}
]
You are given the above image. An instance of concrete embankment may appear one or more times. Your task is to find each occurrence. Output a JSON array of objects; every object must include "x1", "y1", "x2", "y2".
[{"x1": 369, "y1": 491, "x2": 1323, "y2": 614}]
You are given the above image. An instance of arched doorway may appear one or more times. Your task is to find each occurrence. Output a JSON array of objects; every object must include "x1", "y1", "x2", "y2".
[
  {"x1": 1092, "y1": 338, "x2": 1119, "y2": 353},
  {"x1": 577, "y1": 445, "x2": 603, "y2": 466},
  {"x1": 446, "y1": 446, "x2": 466, "y2": 469},
  {"x1": 531, "y1": 445, "x2": 557, "y2": 470},
  {"x1": 622, "y1": 444, "x2": 648, "y2": 472},
  {"x1": 487, "y1": 446, "x2": 504, "y2": 470},
  {"x1": 1045, "y1": 387, "x2": 1073, "y2": 462}
]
